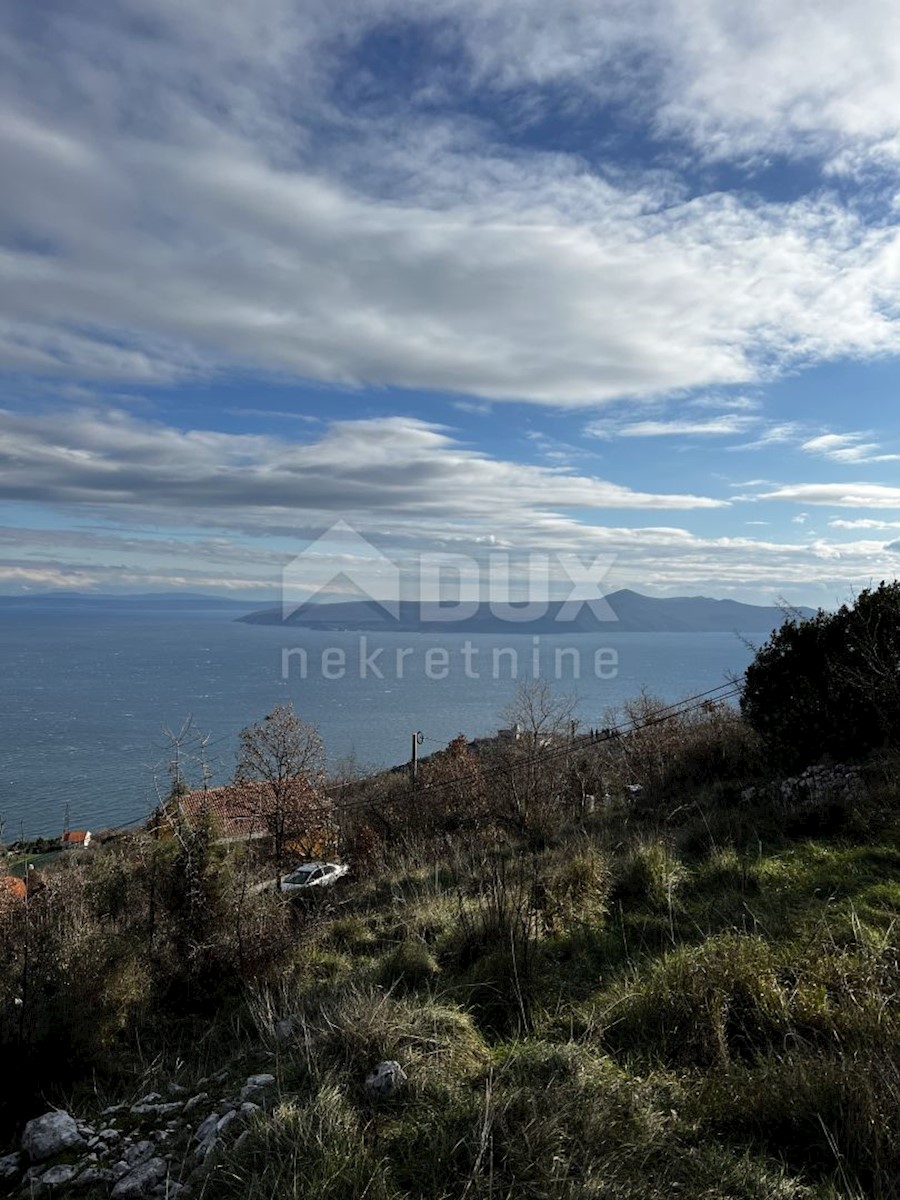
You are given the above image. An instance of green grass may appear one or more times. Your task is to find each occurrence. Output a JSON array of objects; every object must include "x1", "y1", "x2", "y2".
[{"x1": 5, "y1": 739, "x2": 900, "y2": 1198}]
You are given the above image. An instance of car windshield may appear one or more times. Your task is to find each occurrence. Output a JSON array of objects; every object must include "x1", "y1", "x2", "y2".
[{"x1": 287, "y1": 866, "x2": 318, "y2": 883}]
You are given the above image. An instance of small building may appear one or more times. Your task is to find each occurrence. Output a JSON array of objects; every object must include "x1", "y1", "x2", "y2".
[
  {"x1": 497, "y1": 723, "x2": 524, "y2": 741},
  {"x1": 61, "y1": 830, "x2": 92, "y2": 849}
]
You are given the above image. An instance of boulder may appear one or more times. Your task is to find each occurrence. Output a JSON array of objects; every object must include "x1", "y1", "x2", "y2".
[
  {"x1": 216, "y1": 1111, "x2": 238, "y2": 1137},
  {"x1": 22, "y1": 1111, "x2": 85, "y2": 1162},
  {"x1": 131, "y1": 1102, "x2": 183, "y2": 1120}
]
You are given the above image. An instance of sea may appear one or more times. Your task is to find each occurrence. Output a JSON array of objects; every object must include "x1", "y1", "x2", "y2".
[{"x1": 0, "y1": 604, "x2": 761, "y2": 840}]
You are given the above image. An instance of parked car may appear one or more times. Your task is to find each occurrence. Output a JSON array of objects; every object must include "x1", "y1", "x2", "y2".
[{"x1": 279, "y1": 861, "x2": 349, "y2": 893}]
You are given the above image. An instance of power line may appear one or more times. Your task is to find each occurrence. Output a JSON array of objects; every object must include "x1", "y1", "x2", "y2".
[{"x1": 102, "y1": 677, "x2": 747, "y2": 836}]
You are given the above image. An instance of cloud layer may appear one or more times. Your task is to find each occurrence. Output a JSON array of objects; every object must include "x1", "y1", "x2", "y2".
[{"x1": 3, "y1": 2, "x2": 900, "y2": 402}]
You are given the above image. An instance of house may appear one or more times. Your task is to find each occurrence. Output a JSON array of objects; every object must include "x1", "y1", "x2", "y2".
[
  {"x1": 152, "y1": 781, "x2": 336, "y2": 855},
  {"x1": 497, "y1": 723, "x2": 524, "y2": 742},
  {"x1": 61, "y1": 830, "x2": 92, "y2": 849}
]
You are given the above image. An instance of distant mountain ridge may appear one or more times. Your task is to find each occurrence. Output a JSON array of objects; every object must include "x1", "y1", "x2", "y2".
[
  {"x1": 0, "y1": 592, "x2": 262, "y2": 610},
  {"x1": 238, "y1": 589, "x2": 815, "y2": 633}
]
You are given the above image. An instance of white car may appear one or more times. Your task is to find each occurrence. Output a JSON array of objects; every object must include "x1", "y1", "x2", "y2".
[{"x1": 279, "y1": 861, "x2": 349, "y2": 893}]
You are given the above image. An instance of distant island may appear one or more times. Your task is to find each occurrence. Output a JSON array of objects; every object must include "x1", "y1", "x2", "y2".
[{"x1": 238, "y1": 589, "x2": 815, "y2": 634}]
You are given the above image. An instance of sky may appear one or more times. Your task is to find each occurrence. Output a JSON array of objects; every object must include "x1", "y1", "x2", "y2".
[{"x1": 3, "y1": 0, "x2": 900, "y2": 607}]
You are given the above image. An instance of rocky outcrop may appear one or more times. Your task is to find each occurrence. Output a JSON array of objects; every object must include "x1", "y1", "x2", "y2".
[
  {"x1": 742, "y1": 762, "x2": 863, "y2": 814},
  {"x1": 3, "y1": 1071, "x2": 279, "y2": 1199}
]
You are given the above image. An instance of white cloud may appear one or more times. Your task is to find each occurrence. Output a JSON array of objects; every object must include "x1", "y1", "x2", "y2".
[
  {"x1": 2, "y1": 405, "x2": 898, "y2": 603},
  {"x1": 801, "y1": 431, "x2": 900, "y2": 463},
  {"x1": 829, "y1": 518, "x2": 900, "y2": 530},
  {"x1": 2, "y1": 3, "x2": 900, "y2": 404},
  {"x1": 653, "y1": 0, "x2": 900, "y2": 168},
  {"x1": 727, "y1": 424, "x2": 805, "y2": 451},
  {"x1": 434, "y1": 0, "x2": 900, "y2": 171},
  {"x1": 760, "y1": 483, "x2": 900, "y2": 508},
  {"x1": 0, "y1": 409, "x2": 726, "y2": 536},
  {"x1": 587, "y1": 414, "x2": 758, "y2": 439}
]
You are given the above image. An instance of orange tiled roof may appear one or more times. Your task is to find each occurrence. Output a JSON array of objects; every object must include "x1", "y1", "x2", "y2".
[
  {"x1": 0, "y1": 875, "x2": 27, "y2": 902},
  {"x1": 62, "y1": 830, "x2": 90, "y2": 845},
  {"x1": 173, "y1": 779, "x2": 323, "y2": 840}
]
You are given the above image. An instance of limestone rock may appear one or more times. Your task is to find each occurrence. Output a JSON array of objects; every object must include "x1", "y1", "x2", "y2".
[
  {"x1": 193, "y1": 1114, "x2": 220, "y2": 1144},
  {"x1": 22, "y1": 1111, "x2": 85, "y2": 1163},
  {"x1": 216, "y1": 1111, "x2": 238, "y2": 1137},
  {"x1": 0, "y1": 1152, "x2": 22, "y2": 1181},
  {"x1": 39, "y1": 1163, "x2": 78, "y2": 1188},
  {"x1": 365, "y1": 1061, "x2": 407, "y2": 1099},
  {"x1": 125, "y1": 1140, "x2": 155, "y2": 1167},
  {"x1": 181, "y1": 1093, "x2": 209, "y2": 1117},
  {"x1": 74, "y1": 1166, "x2": 116, "y2": 1189},
  {"x1": 240, "y1": 1074, "x2": 275, "y2": 1103},
  {"x1": 110, "y1": 1156, "x2": 168, "y2": 1199}
]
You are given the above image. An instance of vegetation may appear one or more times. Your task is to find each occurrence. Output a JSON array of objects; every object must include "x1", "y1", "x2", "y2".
[
  {"x1": 741, "y1": 580, "x2": 900, "y2": 769},
  {"x1": 235, "y1": 702, "x2": 330, "y2": 882},
  {"x1": 3, "y1": 657, "x2": 900, "y2": 1198}
]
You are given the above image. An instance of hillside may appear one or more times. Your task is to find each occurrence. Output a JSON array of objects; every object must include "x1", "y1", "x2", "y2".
[
  {"x1": 239, "y1": 589, "x2": 814, "y2": 633},
  {"x1": 1, "y1": 696, "x2": 899, "y2": 1200}
]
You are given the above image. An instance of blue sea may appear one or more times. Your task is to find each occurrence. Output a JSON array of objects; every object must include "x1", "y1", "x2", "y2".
[{"x1": 0, "y1": 605, "x2": 759, "y2": 839}]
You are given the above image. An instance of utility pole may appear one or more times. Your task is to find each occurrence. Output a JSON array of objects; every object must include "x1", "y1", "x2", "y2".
[{"x1": 410, "y1": 731, "x2": 424, "y2": 787}]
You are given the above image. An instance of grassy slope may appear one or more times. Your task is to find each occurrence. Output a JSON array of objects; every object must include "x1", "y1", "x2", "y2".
[
  {"x1": 3, "y1": 738, "x2": 900, "y2": 1199},
  {"x1": 214, "y1": 810, "x2": 900, "y2": 1200}
]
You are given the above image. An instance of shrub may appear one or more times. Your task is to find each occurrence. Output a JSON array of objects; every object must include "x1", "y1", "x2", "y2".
[
  {"x1": 741, "y1": 581, "x2": 900, "y2": 769},
  {"x1": 700, "y1": 1046, "x2": 900, "y2": 1195},
  {"x1": 222, "y1": 1086, "x2": 400, "y2": 1200},
  {"x1": 611, "y1": 838, "x2": 687, "y2": 913},
  {"x1": 538, "y1": 842, "x2": 610, "y2": 935},
  {"x1": 597, "y1": 934, "x2": 788, "y2": 1069},
  {"x1": 377, "y1": 938, "x2": 440, "y2": 990}
]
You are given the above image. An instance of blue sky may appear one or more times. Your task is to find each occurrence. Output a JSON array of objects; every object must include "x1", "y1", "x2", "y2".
[{"x1": 2, "y1": 0, "x2": 900, "y2": 606}]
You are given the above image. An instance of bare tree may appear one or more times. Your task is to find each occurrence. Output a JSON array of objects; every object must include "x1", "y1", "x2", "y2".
[
  {"x1": 502, "y1": 680, "x2": 579, "y2": 752},
  {"x1": 235, "y1": 704, "x2": 327, "y2": 887},
  {"x1": 494, "y1": 681, "x2": 580, "y2": 842}
]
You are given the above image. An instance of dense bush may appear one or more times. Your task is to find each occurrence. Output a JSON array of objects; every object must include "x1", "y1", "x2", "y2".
[{"x1": 741, "y1": 580, "x2": 900, "y2": 769}]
